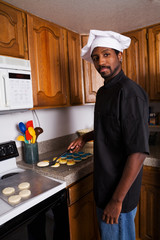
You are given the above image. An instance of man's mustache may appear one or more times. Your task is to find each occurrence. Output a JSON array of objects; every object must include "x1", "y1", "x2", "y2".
[{"x1": 98, "y1": 66, "x2": 111, "y2": 72}]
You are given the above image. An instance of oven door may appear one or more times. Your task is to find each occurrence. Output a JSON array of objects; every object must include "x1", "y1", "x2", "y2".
[{"x1": 0, "y1": 189, "x2": 70, "y2": 240}]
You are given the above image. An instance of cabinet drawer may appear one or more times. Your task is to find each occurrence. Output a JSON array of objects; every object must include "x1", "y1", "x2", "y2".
[{"x1": 68, "y1": 174, "x2": 93, "y2": 205}]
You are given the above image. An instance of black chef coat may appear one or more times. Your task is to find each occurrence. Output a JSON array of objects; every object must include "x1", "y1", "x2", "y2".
[{"x1": 94, "y1": 70, "x2": 149, "y2": 212}]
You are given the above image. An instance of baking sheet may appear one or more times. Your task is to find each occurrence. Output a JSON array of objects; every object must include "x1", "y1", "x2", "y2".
[{"x1": 0, "y1": 170, "x2": 61, "y2": 207}]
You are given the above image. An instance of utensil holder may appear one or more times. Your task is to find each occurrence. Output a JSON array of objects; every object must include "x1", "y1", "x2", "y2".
[{"x1": 23, "y1": 142, "x2": 39, "y2": 164}]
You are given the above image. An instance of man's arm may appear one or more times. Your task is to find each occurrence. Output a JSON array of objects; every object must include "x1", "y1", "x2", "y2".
[{"x1": 103, "y1": 152, "x2": 147, "y2": 224}]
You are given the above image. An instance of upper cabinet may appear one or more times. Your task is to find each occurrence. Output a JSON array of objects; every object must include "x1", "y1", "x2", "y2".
[
  {"x1": 148, "y1": 24, "x2": 160, "y2": 100},
  {"x1": 68, "y1": 31, "x2": 83, "y2": 105},
  {"x1": 0, "y1": 1, "x2": 28, "y2": 59},
  {"x1": 81, "y1": 35, "x2": 104, "y2": 103},
  {"x1": 27, "y1": 14, "x2": 70, "y2": 108},
  {"x1": 122, "y1": 29, "x2": 149, "y2": 93}
]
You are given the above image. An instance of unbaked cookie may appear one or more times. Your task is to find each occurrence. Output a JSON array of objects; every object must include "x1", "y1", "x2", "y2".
[
  {"x1": 8, "y1": 195, "x2": 21, "y2": 205},
  {"x1": 2, "y1": 187, "x2": 15, "y2": 196},
  {"x1": 18, "y1": 182, "x2": 30, "y2": 190},
  {"x1": 19, "y1": 189, "x2": 31, "y2": 198}
]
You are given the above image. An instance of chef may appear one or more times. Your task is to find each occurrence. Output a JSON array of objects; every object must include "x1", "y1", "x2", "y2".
[{"x1": 68, "y1": 30, "x2": 149, "y2": 240}]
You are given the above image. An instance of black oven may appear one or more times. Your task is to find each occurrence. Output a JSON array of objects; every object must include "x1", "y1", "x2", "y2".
[{"x1": 0, "y1": 188, "x2": 70, "y2": 240}]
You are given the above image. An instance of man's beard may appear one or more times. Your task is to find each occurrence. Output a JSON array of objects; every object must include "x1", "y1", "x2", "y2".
[{"x1": 98, "y1": 65, "x2": 120, "y2": 80}]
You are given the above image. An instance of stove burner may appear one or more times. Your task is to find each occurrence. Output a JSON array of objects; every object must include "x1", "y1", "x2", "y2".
[{"x1": 1, "y1": 172, "x2": 19, "y2": 179}]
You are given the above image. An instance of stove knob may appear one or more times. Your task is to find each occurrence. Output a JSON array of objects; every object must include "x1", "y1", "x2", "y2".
[
  {"x1": 8, "y1": 144, "x2": 14, "y2": 154},
  {"x1": 0, "y1": 147, "x2": 6, "y2": 157}
]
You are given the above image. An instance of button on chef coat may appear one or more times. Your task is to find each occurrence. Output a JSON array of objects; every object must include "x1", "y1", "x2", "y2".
[{"x1": 93, "y1": 70, "x2": 149, "y2": 212}]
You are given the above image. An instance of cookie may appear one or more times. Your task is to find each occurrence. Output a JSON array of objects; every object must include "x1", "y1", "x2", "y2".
[
  {"x1": 8, "y1": 195, "x2": 21, "y2": 205},
  {"x1": 59, "y1": 159, "x2": 67, "y2": 164},
  {"x1": 74, "y1": 157, "x2": 82, "y2": 162},
  {"x1": 2, "y1": 187, "x2": 15, "y2": 196},
  {"x1": 67, "y1": 160, "x2": 76, "y2": 166},
  {"x1": 19, "y1": 189, "x2": 31, "y2": 198},
  {"x1": 51, "y1": 162, "x2": 60, "y2": 168},
  {"x1": 37, "y1": 161, "x2": 49, "y2": 167},
  {"x1": 18, "y1": 182, "x2": 30, "y2": 190}
]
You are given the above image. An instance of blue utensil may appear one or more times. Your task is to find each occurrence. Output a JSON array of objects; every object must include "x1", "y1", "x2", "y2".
[{"x1": 19, "y1": 122, "x2": 26, "y2": 134}]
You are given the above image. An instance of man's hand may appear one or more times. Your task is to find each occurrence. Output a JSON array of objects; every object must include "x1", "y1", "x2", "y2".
[
  {"x1": 68, "y1": 136, "x2": 86, "y2": 152},
  {"x1": 68, "y1": 131, "x2": 94, "y2": 153},
  {"x1": 103, "y1": 199, "x2": 122, "y2": 224},
  {"x1": 102, "y1": 152, "x2": 146, "y2": 224}
]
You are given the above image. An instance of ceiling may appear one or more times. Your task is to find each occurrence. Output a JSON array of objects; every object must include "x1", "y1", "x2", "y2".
[{"x1": 3, "y1": 0, "x2": 160, "y2": 34}]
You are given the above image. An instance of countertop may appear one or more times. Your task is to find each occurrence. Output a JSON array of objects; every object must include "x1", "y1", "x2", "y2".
[
  {"x1": 17, "y1": 141, "x2": 160, "y2": 187},
  {"x1": 17, "y1": 146, "x2": 94, "y2": 187}
]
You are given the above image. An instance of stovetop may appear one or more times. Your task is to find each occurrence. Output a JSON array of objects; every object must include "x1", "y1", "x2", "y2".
[{"x1": 0, "y1": 141, "x2": 66, "y2": 226}]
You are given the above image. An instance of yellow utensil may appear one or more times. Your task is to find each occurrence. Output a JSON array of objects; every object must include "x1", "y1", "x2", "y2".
[
  {"x1": 28, "y1": 127, "x2": 36, "y2": 144},
  {"x1": 16, "y1": 135, "x2": 25, "y2": 142}
]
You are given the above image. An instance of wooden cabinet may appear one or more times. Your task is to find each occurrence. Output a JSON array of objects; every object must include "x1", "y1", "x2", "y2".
[
  {"x1": 122, "y1": 29, "x2": 149, "y2": 92},
  {"x1": 68, "y1": 174, "x2": 100, "y2": 240},
  {"x1": 0, "y1": 1, "x2": 28, "y2": 59},
  {"x1": 139, "y1": 166, "x2": 160, "y2": 240},
  {"x1": 81, "y1": 35, "x2": 104, "y2": 103},
  {"x1": 68, "y1": 31, "x2": 83, "y2": 105},
  {"x1": 148, "y1": 24, "x2": 160, "y2": 100},
  {"x1": 27, "y1": 14, "x2": 70, "y2": 107},
  {"x1": 0, "y1": 1, "x2": 84, "y2": 107}
]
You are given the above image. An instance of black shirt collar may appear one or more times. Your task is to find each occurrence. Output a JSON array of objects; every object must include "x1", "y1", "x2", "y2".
[{"x1": 104, "y1": 70, "x2": 124, "y2": 88}]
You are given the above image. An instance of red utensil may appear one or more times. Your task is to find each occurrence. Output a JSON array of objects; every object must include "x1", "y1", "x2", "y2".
[
  {"x1": 25, "y1": 129, "x2": 32, "y2": 141},
  {"x1": 26, "y1": 120, "x2": 34, "y2": 129}
]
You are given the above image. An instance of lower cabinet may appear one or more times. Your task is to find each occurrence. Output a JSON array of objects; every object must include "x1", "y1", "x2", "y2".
[
  {"x1": 67, "y1": 174, "x2": 100, "y2": 240},
  {"x1": 135, "y1": 166, "x2": 160, "y2": 240},
  {"x1": 139, "y1": 166, "x2": 160, "y2": 240}
]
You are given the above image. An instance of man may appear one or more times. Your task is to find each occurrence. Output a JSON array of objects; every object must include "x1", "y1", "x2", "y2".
[{"x1": 68, "y1": 30, "x2": 149, "y2": 240}]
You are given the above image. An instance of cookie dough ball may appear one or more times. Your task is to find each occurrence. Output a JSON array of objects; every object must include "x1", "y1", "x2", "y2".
[
  {"x1": 2, "y1": 187, "x2": 15, "y2": 196},
  {"x1": 8, "y1": 195, "x2": 21, "y2": 205},
  {"x1": 19, "y1": 189, "x2": 31, "y2": 198},
  {"x1": 18, "y1": 182, "x2": 30, "y2": 190}
]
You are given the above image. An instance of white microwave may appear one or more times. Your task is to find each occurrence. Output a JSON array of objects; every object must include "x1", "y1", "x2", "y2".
[{"x1": 0, "y1": 55, "x2": 33, "y2": 112}]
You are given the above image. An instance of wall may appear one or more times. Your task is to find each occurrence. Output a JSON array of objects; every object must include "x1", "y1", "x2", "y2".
[{"x1": 0, "y1": 105, "x2": 94, "y2": 148}]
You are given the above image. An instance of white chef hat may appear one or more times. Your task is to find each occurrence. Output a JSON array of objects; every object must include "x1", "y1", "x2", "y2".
[{"x1": 81, "y1": 30, "x2": 131, "y2": 63}]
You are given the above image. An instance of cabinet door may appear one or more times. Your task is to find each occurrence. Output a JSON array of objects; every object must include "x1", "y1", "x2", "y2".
[
  {"x1": 140, "y1": 184, "x2": 160, "y2": 240},
  {"x1": 81, "y1": 36, "x2": 104, "y2": 103},
  {"x1": 140, "y1": 166, "x2": 160, "y2": 240},
  {"x1": 68, "y1": 191, "x2": 99, "y2": 240},
  {"x1": 27, "y1": 14, "x2": 69, "y2": 107},
  {"x1": 148, "y1": 25, "x2": 160, "y2": 100},
  {"x1": 68, "y1": 31, "x2": 83, "y2": 105},
  {"x1": 122, "y1": 29, "x2": 149, "y2": 92},
  {"x1": 0, "y1": 1, "x2": 28, "y2": 58}
]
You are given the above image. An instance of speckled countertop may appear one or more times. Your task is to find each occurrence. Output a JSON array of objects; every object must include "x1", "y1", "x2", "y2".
[
  {"x1": 17, "y1": 145, "x2": 160, "y2": 187},
  {"x1": 17, "y1": 145, "x2": 94, "y2": 187},
  {"x1": 16, "y1": 134, "x2": 160, "y2": 187},
  {"x1": 144, "y1": 145, "x2": 160, "y2": 168}
]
